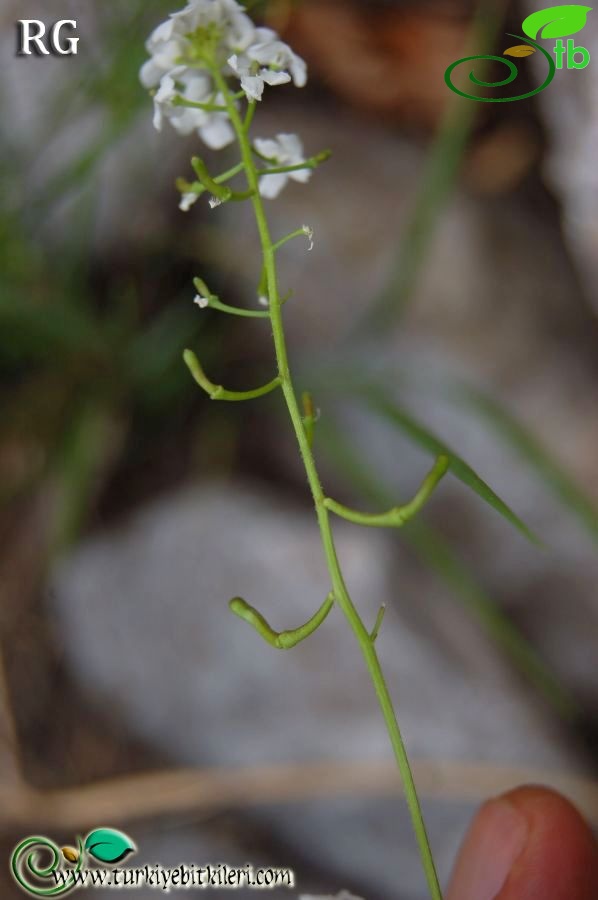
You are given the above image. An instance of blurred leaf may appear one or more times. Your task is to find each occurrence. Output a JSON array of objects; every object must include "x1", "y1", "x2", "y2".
[
  {"x1": 404, "y1": 518, "x2": 578, "y2": 720},
  {"x1": 316, "y1": 417, "x2": 578, "y2": 720},
  {"x1": 52, "y1": 404, "x2": 124, "y2": 554},
  {"x1": 522, "y1": 5, "x2": 592, "y2": 39},
  {"x1": 125, "y1": 301, "x2": 203, "y2": 409},
  {"x1": 359, "y1": 385, "x2": 540, "y2": 545},
  {"x1": 0, "y1": 295, "x2": 105, "y2": 364},
  {"x1": 454, "y1": 386, "x2": 598, "y2": 541},
  {"x1": 504, "y1": 45, "x2": 537, "y2": 56}
]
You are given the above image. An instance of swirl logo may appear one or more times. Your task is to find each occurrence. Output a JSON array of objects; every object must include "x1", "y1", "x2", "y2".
[
  {"x1": 10, "y1": 829, "x2": 136, "y2": 896},
  {"x1": 445, "y1": 4, "x2": 592, "y2": 102}
]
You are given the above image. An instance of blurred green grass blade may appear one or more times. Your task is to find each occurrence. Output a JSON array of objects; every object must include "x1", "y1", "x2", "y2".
[
  {"x1": 125, "y1": 302, "x2": 203, "y2": 398},
  {"x1": 316, "y1": 417, "x2": 578, "y2": 720},
  {"x1": 455, "y1": 386, "x2": 598, "y2": 541},
  {"x1": 52, "y1": 405, "x2": 123, "y2": 555},
  {"x1": 360, "y1": 385, "x2": 540, "y2": 545},
  {"x1": 403, "y1": 518, "x2": 579, "y2": 721},
  {"x1": 0, "y1": 295, "x2": 104, "y2": 362},
  {"x1": 362, "y1": 0, "x2": 507, "y2": 331}
]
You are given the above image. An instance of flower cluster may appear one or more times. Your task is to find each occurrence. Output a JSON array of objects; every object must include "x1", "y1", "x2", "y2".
[{"x1": 140, "y1": 0, "x2": 307, "y2": 150}]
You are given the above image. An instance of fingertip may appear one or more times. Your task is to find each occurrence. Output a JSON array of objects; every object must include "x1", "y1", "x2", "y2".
[
  {"x1": 498, "y1": 785, "x2": 598, "y2": 900},
  {"x1": 447, "y1": 785, "x2": 598, "y2": 900}
]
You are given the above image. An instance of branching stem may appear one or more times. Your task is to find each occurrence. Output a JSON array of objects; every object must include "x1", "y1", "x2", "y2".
[
  {"x1": 183, "y1": 349, "x2": 281, "y2": 401},
  {"x1": 325, "y1": 455, "x2": 450, "y2": 528},
  {"x1": 209, "y1": 69, "x2": 443, "y2": 900},
  {"x1": 229, "y1": 593, "x2": 335, "y2": 649}
]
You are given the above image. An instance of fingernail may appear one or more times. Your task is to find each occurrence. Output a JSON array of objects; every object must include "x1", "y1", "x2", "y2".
[{"x1": 449, "y1": 798, "x2": 529, "y2": 900}]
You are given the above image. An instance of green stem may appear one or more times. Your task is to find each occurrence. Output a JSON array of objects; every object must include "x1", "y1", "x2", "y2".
[
  {"x1": 272, "y1": 228, "x2": 311, "y2": 253},
  {"x1": 173, "y1": 94, "x2": 227, "y2": 112},
  {"x1": 253, "y1": 147, "x2": 333, "y2": 171},
  {"x1": 206, "y1": 297, "x2": 271, "y2": 319},
  {"x1": 183, "y1": 349, "x2": 281, "y2": 401},
  {"x1": 229, "y1": 593, "x2": 335, "y2": 649},
  {"x1": 325, "y1": 455, "x2": 450, "y2": 528},
  {"x1": 214, "y1": 71, "x2": 442, "y2": 900},
  {"x1": 370, "y1": 604, "x2": 386, "y2": 643},
  {"x1": 302, "y1": 392, "x2": 316, "y2": 449}
]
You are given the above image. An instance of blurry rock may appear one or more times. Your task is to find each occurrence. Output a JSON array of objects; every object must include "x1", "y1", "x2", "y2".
[{"x1": 49, "y1": 480, "x2": 587, "y2": 897}]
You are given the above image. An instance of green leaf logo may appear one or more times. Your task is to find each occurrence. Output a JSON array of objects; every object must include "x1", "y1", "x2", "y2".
[
  {"x1": 522, "y1": 4, "x2": 592, "y2": 39},
  {"x1": 84, "y1": 828, "x2": 136, "y2": 865}
]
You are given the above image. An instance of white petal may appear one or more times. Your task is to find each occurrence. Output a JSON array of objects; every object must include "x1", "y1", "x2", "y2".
[
  {"x1": 152, "y1": 104, "x2": 163, "y2": 131},
  {"x1": 227, "y1": 53, "x2": 242, "y2": 74},
  {"x1": 289, "y1": 52, "x2": 308, "y2": 87},
  {"x1": 180, "y1": 193, "x2": 198, "y2": 212},
  {"x1": 259, "y1": 172, "x2": 288, "y2": 199},
  {"x1": 277, "y1": 132, "x2": 304, "y2": 161},
  {"x1": 240, "y1": 74, "x2": 264, "y2": 102},
  {"x1": 152, "y1": 74, "x2": 175, "y2": 130},
  {"x1": 140, "y1": 58, "x2": 163, "y2": 88},
  {"x1": 194, "y1": 293, "x2": 210, "y2": 308},
  {"x1": 290, "y1": 168, "x2": 312, "y2": 185},
  {"x1": 152, "y1": 38, "x2": 185, "y2": 71},
  {"x1": 254, "y1": 137, "x2": 280, "y2": 160},
  {"x1": 146, "y1": 19, "x2": 176, "y2": 51},
  {"x1": 260, "y1": 69, "x2": 291, "y2": 87},
  {"x1": 221, "y1": 0, "x2": 257, "y2": 51},
  {"x1": 199, "y1": 116, "x2": 235, "y2": 150},
  {"x1": 171, "y1": 106, "x2": 208, "y2": 135},
  {"x1": 183, "y1": 71, "x2": 213, "y2": 101},
  {"x1": 155, "y1": 73, "x2": 177, "y2": 102},
  {"x1": 253, "y1": 27, "x2": 277, "y2": 43},
  {"x1": 247, "y1": 40, "x2": 285, "y2": 66}
]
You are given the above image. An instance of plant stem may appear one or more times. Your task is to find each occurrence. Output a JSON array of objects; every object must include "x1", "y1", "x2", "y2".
[{"x1": 215, "y1": 72, "x2": 443, "y2": 900}]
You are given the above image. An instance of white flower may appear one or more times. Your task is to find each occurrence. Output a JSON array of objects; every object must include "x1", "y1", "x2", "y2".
[
  {"x1": 227, "y1": 29, "x2": 307, "y2": 102},
  {"x1": 227, "y1": 53, "x2": 290, "y2": 102},
  {"x1": 152, "y1": 67, "x2": 234, "y2": 150},
  {"x1": 140, "y1": 0, "x2": 257, "y2": 89},
  {"x1": 247, "y1": 39, "x2": 307, "y2": 88},
  {"x1": 194, "y1": 293, "x2": 210, "y2": 308},
  {"x1": 141, "y1": 2, "x2": 308, "y2": 149},
  {"x1": 254, "y1": 133, "x2": 311, "y2": 199}
]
